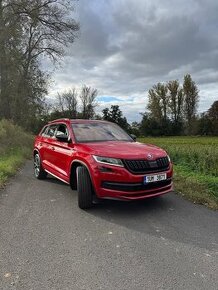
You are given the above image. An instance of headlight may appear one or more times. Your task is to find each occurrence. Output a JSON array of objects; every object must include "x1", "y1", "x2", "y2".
[
  {"x1": 167, "y1": 155, "x2": 171, "y2": 162},
  {"x1": 93, "y1": 155, "x2": 124, "y2": 167}
]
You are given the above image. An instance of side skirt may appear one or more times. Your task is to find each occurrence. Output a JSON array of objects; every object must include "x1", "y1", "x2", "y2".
[{"x1": 44, "y1": 169, "x2": 70, "y2": 185}]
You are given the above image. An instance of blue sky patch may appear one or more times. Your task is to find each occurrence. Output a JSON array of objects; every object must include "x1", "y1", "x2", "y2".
[{"x1": 97, "y1": 96, "x2": 121, "y2": 103}]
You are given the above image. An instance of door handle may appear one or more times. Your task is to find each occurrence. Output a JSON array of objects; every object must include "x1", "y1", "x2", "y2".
[{"x1": 51, "y1": 146, "x2": 55, "y2": 151}]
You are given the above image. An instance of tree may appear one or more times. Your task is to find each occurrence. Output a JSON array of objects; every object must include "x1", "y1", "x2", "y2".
[
  {"x1": 102, "y1": 108, "x2": 110, "y2": 121},
  {"x1": 193, "y1": 101, "x2": 218, "y2": 136},
  {"x1": 140, "y1": 112, "x2": 163, "y2": 136},
  {"x1": 147, "y1": 83, "x2": 172, "y2": 135},
  {"x1": 0, "y1": 0, "x2": 22, "y2": 119},
  {"x1": 147, "y1": 83, "x2": 169, "y2": 123},
  {"x1": 145, "y1": 75, "x2": 199, "y2": 135},
  {"x1": 167, "y1": 80, "x2": 184, "y2": 134},
  {"x1": 130, "y1": 121, "x2": 140, "y2": 137},
  {"x1": 0, "y1": 0, "x2": 79, "y2": 129},
  {"x1": 208, "y1": 100, "x2": 218, "y2": 135},
  {"x1": 102, "y1": 105, "x2": 130, "y2": 131},
  {"x1": 93, "y1": 113, "x2": 102, "y2": 120},
  {"x1": 183, "y1": 74, "x2": 199, "y2": 134},
  {"x1": 196, "y1": 113, "x2": 212, "y2": 136},
  {"x1": 110, "y1": 105, "x2": 123, "y2": 123},
  {"x1": 47, "y1": 85, "x2": 98, "y2": 122},
  {"x1": 56, "y1": 89, "x2": 78, "y2": 119},
  {"x1": 80, "y1": 85, "x2": 98, "y2": 119},
  {"x1": 147, "y1": 86, "x2": 162, "y2": 123},
  {"x1": 63, "y1": 89, "x2": 78, "y2": 119}
]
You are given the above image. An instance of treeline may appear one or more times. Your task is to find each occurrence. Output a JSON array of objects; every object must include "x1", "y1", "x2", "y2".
[
  {"x1": 143, "y1": 74, "x2": 198, "y2": 136},
  {"x1": 36, "y1": 87, "x2": 131, "y2": 134},
  {"x1": 0, "y1": 0, "x2": 79, "y2": 130},
  {"x1": 101, "y1": 102, "x2": 218, "y2": 137},
  {"x1": 139, "y1": 74, "x2": 217, "y2": 136},
  {"x1": 101, "y1": 74, "x2": 217, "y2": 136},
  {"x1": 37, "y1": 85, "x2": 99, "y2": 129},
  {"x1": 138, "y1": 101, "x2": 218, "y2": 137},
  {"x1": 29, "y1": 76, "x2": 218, "y2": 136}
]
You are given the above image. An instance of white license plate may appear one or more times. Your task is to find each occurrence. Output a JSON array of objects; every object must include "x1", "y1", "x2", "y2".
[{"x1": 144, "y1": 173, "x2": 167, "y2": 184}]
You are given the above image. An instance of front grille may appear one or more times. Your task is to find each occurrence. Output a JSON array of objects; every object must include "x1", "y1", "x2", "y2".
[{"x1": 123, "y1": 156, "x2": 169, "y2": 174}]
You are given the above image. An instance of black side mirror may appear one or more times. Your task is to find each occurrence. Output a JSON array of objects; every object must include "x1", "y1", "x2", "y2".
[
  {"x1": 130, "y1": 134, "x2": 137, "y2": 142},
  {"x1": 56, "y1": 133, "x2": 70, "y2": 143}
]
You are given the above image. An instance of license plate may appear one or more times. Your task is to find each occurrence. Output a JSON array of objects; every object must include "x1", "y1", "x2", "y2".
[{"x1": 144, "y1": 173, "x2": 167, "y2": 184}]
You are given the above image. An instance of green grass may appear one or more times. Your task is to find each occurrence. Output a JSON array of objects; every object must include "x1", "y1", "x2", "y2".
[
  {"x1": 139, "y1": 136, "x2": 218, "y2": 209},
  {"x1": 0, "y1": 120, "x2": 33, "y2": 187}
]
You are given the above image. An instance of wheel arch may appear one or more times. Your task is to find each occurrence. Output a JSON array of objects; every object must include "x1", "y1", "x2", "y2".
[
  {"x1": 33, "y1": 149, "x2": 45, "y2": 170},
  {"x1": 70, "y1": 159, "x2": 93, "y2": 190},
  {"x1": 33, "y1": 148, "x2": 40, "y2": 157}
]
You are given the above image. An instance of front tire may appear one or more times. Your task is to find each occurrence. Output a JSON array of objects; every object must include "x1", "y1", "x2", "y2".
[
  {"x1": 77, "y1": 166, "x2": 93, "y2": 209},
  {"x1": 34, "y1": 153, "x2": 47, "y2": 180}
]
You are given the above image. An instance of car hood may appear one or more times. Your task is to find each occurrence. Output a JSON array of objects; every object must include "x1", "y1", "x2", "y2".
[{"x1": 77, "y1": 141, "x2": 167, "y2": 160}]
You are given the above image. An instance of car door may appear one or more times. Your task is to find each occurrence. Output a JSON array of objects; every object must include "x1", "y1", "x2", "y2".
[
  {"x1": 40, "y1": 123, "x2": 59, "y2": 173},
  {"x1": 35, "y1": 125, "x2": 49, "y2": 162},
  {"x1": 50, "y1": 123, "x2": 73, "y2": 182}
]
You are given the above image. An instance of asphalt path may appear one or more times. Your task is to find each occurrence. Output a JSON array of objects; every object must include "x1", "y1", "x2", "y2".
[{"x1": 0, "y1": 161, "x2": 218, "y2": 290}]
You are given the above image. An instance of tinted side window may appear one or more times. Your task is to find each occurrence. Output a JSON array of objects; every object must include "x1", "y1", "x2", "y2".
[
  {"x1": 56, "y1": 124, "x2": 69, "y2": 137},
  {"x1": 41, "y1": 126, "x2": 48, "y2": 137},
  {"x1": 46, "y1": 124, "x2": 58, "y2": 138}
]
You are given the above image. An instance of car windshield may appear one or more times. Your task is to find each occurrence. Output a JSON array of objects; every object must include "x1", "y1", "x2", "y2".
[{"x1": 72, "y1": 122, "x2": 133, "y2": 143}]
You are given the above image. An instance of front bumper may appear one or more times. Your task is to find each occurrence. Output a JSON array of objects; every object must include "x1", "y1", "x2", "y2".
[{"x1": 92, "y1": 162, "x2": 173, "y2": 200}]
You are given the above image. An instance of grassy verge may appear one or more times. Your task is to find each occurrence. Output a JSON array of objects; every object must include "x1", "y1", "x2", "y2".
[
  {"x1": 0, "y1": 120, "x2": 33, "y2": 188},
  {"x1": 139, "y1": 136, "x2": 218, "y2": 210},
  {"x1": 174, "y1": 165, "x2": 218, "y2": 210}
]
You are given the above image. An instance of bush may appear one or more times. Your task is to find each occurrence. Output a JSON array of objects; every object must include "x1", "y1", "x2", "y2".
[
  {"x1": 0, "y1": 120, "x2": 33, "y2": 186},
  {"x1": 0, "y1": 119, "x2": 33, "y2": 155}
]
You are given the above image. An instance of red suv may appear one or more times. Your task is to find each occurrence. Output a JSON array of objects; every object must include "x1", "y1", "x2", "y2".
[{"x1": 34, "y1": 119, "x2": 173, "y2": 209}]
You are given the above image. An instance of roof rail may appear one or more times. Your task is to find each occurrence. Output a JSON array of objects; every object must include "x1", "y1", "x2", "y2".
[{"x1": 48, "y1": 118, "x2": 70, "y2": 123}]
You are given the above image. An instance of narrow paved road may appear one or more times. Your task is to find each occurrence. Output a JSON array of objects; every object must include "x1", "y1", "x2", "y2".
[{"x1": 0, "y1": 161, "x2": 217, "y2": 290}]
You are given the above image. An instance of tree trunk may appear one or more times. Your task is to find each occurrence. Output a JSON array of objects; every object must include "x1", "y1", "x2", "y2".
[{"x1": 0, "y1": 0, "x2": 11, "y2": 119}]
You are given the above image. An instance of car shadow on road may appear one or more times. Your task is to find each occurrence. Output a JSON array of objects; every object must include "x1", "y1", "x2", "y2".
[
  {"x1": 43, "y1": 175, "x2": 69, "y2": 186},
  {"x1": 92, "y1": 194, "x2": 174, "y2": 218},
  {"x1": 88, "y1": 193, "x2": 177, "y2": 228},
  {"x1": 86, "y1": 193, "x2": 218, "y2": 251}
]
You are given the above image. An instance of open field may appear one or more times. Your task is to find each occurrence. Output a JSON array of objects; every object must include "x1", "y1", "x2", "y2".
[
  {"x1": 139, "y1": 136, "x2": 218, "y2": 209},
  {"x1": 0, "y1": 120, "x2": 33, "y2": 187}
]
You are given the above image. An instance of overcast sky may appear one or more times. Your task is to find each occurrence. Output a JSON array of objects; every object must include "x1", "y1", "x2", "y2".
[{"x1": 48, "y1": 0, "x2": 218, "y2": 122}]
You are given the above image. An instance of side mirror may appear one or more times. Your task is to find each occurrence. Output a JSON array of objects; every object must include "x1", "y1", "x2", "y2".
[
  {"x1": 130, "y1": 134, "x2": 137, "y2": 142},
  {"x1": 56, "y1": 133, "x2": 70, "y2": 143}
]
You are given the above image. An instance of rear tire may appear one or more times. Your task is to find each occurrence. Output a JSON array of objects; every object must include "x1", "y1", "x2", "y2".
[
  {"x1": 34, "y1": 153, "x2": 47, "y2": 180},
  {"x1": 77, "y1": 166, "x2": 93, "y2": 209}
]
